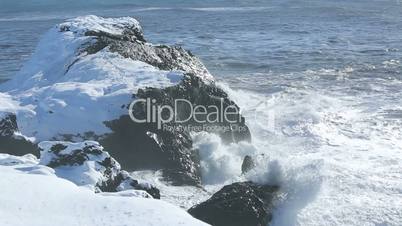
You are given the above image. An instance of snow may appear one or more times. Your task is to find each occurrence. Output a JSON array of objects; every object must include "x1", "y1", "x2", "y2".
[
  {"x1": 0, "y1": 154, "x2": 208, "y2": 226},
  {"x1": 59, "y1": 15, "x2": 141, "y2": 36},
  {"x1": 0, "y1": 15, "x2": 184, "y2": 141},
  {"x1": 130, "y1": 170, "x2": 219, "y2": 209},
  {"x1": 0, "y1": 93, "x2": 30, "y2": 118},
  {"x1": 0, "y1": 153, "x2": 38, "y2": 166},
  {"x1": 100, "y1": 190, "x2": 153, "y2": 199}
]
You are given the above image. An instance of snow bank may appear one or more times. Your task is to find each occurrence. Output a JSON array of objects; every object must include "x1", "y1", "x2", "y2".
[
  {"x1": 0, "y1": 153, "x2": 38, "y2": 166},
  {"x1": 0, "y1": 154, "x2": 208, "y2": 226},
  {"x1": 0, "y1": 93, "x2": 22, "y2": 114}
]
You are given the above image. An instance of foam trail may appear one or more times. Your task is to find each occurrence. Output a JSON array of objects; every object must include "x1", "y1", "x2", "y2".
[{"x1": 186, "y1": 7, "x2": 272, "y2": 12}]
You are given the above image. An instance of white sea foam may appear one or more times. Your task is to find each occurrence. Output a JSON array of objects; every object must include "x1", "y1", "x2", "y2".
[
  {"x1": 190, "y1": 78, "x2": 402, "y2": 225},
  {"x1": 186, "y1": 7, "x2": 272, "y2": 12},
  {"x1": 192, "y1": 132, "x2": 258, "y2": 185}
]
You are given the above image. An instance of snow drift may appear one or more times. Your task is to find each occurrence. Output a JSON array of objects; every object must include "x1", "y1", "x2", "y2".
[{"x1": 0, "y1": 153, "x2": 207, "y2": 226}]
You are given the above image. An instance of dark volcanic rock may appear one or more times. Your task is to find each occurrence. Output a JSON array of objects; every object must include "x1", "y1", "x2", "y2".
[
  {"x1": 241, "y1": 155, "x2": 255, "y2": 174},
  {"x1": 0, "y1": 113, "x2": 18, "y2": 137},
  {"x1": 101, "y1": 113, "x2": 201, "y2": 186},
  {"x1": 188, "y1": 182, "x2": 279, "y2": 226},
  {"x1": 101, "y1": 74, "x2": 251, "y2": 186},
  {"x1": 39, "y1": 141, "x2": 160, "y2": 198},
  {"x1": 60, "y1": 16, "x2": 211, "y2": 81},
  {"x1": 77, "y1": 23, "x2": 211, "y2": 80},
  {"x1": 0, "y1": 113, "x2": 38, "y2": 156}
]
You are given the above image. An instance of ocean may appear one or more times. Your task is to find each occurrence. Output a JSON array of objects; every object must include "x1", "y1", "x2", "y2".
[{"x1": 1, "y1": 0, "x2": 401, "y2": 225}]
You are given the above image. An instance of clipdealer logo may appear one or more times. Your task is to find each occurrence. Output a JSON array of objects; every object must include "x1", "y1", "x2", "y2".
[{"x1": 128, "y1": 98, "x2": 243, "y2": 130}]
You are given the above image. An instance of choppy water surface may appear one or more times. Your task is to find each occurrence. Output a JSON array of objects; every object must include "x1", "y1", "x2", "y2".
[{"x1": 1, "y1": 0, "x2": 402, "y2": 225}]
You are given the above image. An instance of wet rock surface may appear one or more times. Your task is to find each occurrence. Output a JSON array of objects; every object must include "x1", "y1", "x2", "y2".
[
  {"x1": 0, "y1": 113, "x2": 18, "y2": 137},
  {"x1": 241, "y1": 155, "x2": 255, "y2": 174},
  {"x1": 0, "y1": 113, "x2": 38, "y2": 156},
  {"x1": 188, "y1": 181, "x2": 279, "y2": 226},
  {"x1": 101, "y1": 74, "x2": 251, "y2": 186}
]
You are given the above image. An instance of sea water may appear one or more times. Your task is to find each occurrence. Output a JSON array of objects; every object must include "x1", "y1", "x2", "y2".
[{"x1": 1, "y1": 0, "x2": 401, "y2": 225}]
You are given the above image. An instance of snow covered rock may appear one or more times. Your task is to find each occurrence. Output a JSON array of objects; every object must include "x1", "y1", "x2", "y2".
[
  {"x1": 0, "y1": 15, "x2": 251, "y2": 186},
  {"x1": 77, "y1": 19, "x2": 212, "y2": 81},
  {"x1": 116, "y1": 170, "x2": 161, "y2": 199},
  {"x1": 188, "y1": 181, "x2": 278, "y2": 226},
  {"x1": 0, "y1": 15, "x2": 189, "y2": 141},
  {"x1": 39, "y1": 140, "x2": 121, "y2": 192},
  {"x1": 38, "y1": 140, "x2": 160, "y2": 198}
]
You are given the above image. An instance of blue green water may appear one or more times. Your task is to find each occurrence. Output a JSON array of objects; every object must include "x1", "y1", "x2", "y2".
[{"x1": 1, "y1": 0, "x2": 402, "y2": 82}]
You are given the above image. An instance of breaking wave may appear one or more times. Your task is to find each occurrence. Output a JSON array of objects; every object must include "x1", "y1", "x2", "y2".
[{"x1": 192, "y1": 74, "x2": 402, "y2": 225}]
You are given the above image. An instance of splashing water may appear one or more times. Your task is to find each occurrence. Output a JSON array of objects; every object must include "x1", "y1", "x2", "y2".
[{"x1": 190, "y1": 72, "x2": 402, "y2": 225}]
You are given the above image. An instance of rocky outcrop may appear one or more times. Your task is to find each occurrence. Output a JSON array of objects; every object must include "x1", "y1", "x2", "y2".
[
  {"x1": 0, "y1": 113, "x2": 38, "y2": 156},
  {"x1": 115, "y1": 170, "x2": 161, "y2": 199},
  {"x1": 0, "y1": 15, "x2": 251, "y2": 186},
  {"x1": 100, "y1": 75, "x2": 251, "y2": 185},
  {"x1": 39, "y1": 141, "x2": 160, "y2": 198},
  {"x1": 83, "y1": 31, "x2": 212, "y2": 81},
  {"x1": 72, "y1": 16, "x2": 251, "y2": 186},
  {"x1": 58, "y1": 15, "x2": 212, "y2": 82},
  {"x1": 188, "y1": 182, "x2": 279, "y2": 226},
  {"x1": 101, "y1": 74, "x2": 251, "y2": 186}
]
